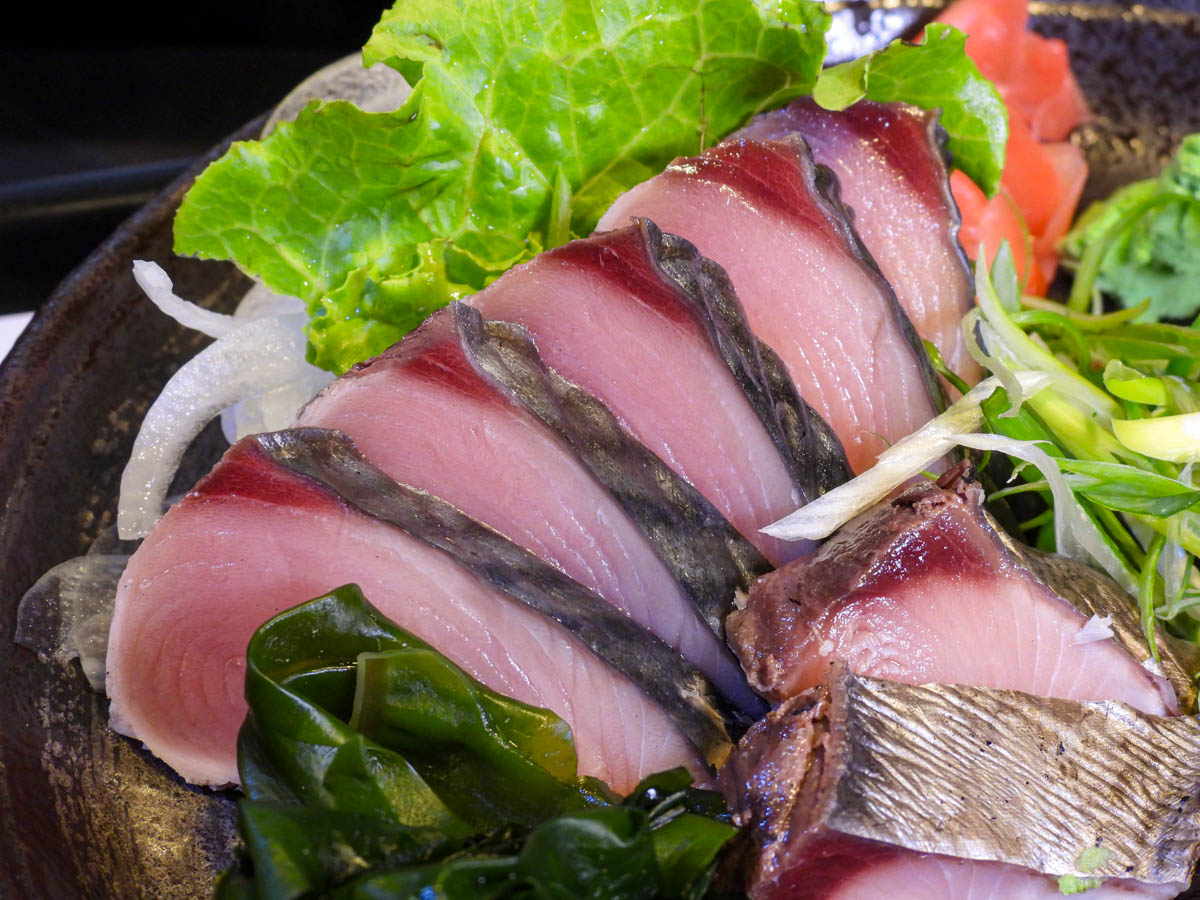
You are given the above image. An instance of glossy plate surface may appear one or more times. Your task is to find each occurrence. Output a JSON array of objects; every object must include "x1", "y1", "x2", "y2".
[{"x1": 2, "y1": 4, "x2": 1199, "y2": 896}]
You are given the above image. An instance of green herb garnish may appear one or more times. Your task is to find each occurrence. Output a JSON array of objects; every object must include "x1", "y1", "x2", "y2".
[
  {"x1": 1062, "y1": 133, "x2": 1200, "y2": 321},
  {"x1": 1057, "y1": 874, "x2": 1104, "y2": 894},
  {"x1": 965, "y1": 246, "x2": 1200, "y2": 648}
]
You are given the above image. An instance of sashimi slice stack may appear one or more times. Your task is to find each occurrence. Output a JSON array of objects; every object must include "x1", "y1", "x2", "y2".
[
  {"x1": 463, "y1": 219, "x2": 850, "y2": 564},
  {"x1": 107, "y1": 432, "x2": 728, "y2": 790},
  {"x1": 108, "y1": 218, "x2": 858, "y2": 789},
  {"x1": 297, "y1": 300, "x2": 755, "y2": 709}
]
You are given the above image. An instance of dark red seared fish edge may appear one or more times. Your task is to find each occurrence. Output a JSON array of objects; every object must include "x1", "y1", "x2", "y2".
[
  {"x1": 730, "y1": 463, "x2": 1198, "y2": 716},
  {"x1": 81, "y1": 104, "x2": 1200, "y2": 896}
]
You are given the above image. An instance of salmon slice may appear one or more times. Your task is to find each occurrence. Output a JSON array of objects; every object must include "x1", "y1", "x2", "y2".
[
  {"x1": 728, "y1": 465, "x2": 1193, "y2": 715},
  {"x1": 297, "y1": 305, "x2": 756, "y2": 711},
  {"x1": 956, "y1": 113, "x2": 1089, "y2": 295},
  {"x1": 466, "y1": 221, "x2": 850, "y2": 566},
  {"x1": 107, "y1": 435, "x2": 722, "y2": 790},
  {"x1": 735, "y1": 99, "x2": 978, "y2": 385},
  {"x1": 1004, "y1": 113, "x2": 1072, "y2": 243},
  {"x1": 936, "y1": 0, "x2": 1029, "y2": 86},
  {"x1": 938, "y1": 0, "x2": 1090, "y2": 143},
  {"x1": 720, "y1": 668, "x2": 1197, "y2": 899},
  {"x1": 1033, "y1": 140, "x2": 1089, "y2": 288},
  {"x1": 1009, "y1": 32, "x2": 1092, "y2": 143},
  {"x1": 597, "y1": 138, "x2": 940, "y2": 473}
]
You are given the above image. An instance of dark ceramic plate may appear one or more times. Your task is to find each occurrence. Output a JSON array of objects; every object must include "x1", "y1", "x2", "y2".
[{"x1": 3, "y1": 3, "x2": 1200, "y2": 896}]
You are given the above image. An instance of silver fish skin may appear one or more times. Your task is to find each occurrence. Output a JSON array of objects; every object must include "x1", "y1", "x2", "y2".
[{"x1": 720, "y1": 666, "x2": 1200, "y2": 896}]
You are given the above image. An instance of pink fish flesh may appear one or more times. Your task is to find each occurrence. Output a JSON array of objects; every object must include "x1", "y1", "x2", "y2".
[
  {"x1": 735, "y1": 99, "x2": 979, "y2": 386},
  {"x1": 297, "y1": 304, "x2": 753, "y2": 709},
  {"x1": 739, "y1": 833, "x2": 1181, "y2": 899},
  {"x1": 106, "y1": 437, "x2": 712, "y2": 791},
  {"x1": 597, "y1": 137, "x2": 940, "y2": 473},
  {"x1": 467, "y1": 221, "x2": 834, "y2": 565}
]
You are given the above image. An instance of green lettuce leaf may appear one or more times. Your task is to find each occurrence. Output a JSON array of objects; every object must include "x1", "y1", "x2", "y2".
[
  {"x1": 813, "y1": 23, "x2": 1007, "y2": 196},
  {"x1": 176, "y1": 1, "x2": 1009, "y2": 374},
  {"x1": 175, "y1": 0, "x2": 832, "y2": 372}
]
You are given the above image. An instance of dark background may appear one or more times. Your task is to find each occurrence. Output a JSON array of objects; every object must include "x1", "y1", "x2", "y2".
[{"x1": 0, "y1": 1, "x2": 393, "y2": 316}]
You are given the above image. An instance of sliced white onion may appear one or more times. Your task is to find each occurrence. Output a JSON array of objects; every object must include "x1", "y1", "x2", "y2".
[
  {"x1": 1073, "y1": 613, "x2": 1115, "y2": 645},
  {"x1": 15, "y1": 553, "x2": 129, "y2": 692},
  {"x1": 131, "y1": 260, "x2": 238, "y2": 339},
  {"x1": 220, "y1": 367, "x2": 334, "y2": 444},
  {"x1": 118, "y1": 313, "x2": 310, "y2": 539},
  {"x1": 963, "y1": 310, "x2": 1026, "y2": 417},
  {"x1": 218, "y1": 283, "x2": 328, "y2": 442},
  {"x1": 233, "y1": 282, "x2": 306, "y2": 321},
  {"x1": 761, "y1": 373, "x2": 1052, "y2": 542}
]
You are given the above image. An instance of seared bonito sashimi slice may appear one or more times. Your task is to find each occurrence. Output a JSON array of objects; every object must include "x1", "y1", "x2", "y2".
[
  {"x1": 297, "y1": 304, "x2": 757, "y2": 713},
  {"x1": 719, "y1": 667, "x2": 1197, "y2": 899},
  {"x1": 467, "y1": 220, "x2": 851, "y2": 565},
  {"x1": 597, "y1": 137, "x2": 941, "y2": 473},
  {"x1": 736, "y1": 98, "x2": 979, "y2": 386},
  {"x1": 729, "y1": 464, "x2": 1193, "y2": 715},
  {"x1": 107, "y1": 432, "x2": 730, "y2": 790},
  {"x1": 738, "y1": 841, "x2": 1180, "y2": 899}
]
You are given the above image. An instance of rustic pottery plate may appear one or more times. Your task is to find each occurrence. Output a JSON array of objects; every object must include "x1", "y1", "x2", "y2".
[{"x1": 3, "y1": 2, "x2": 1200, "y2": 896}]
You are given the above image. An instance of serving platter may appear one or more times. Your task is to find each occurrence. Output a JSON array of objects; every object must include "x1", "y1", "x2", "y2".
[{"x1": 3, "y1": 2, "x2": 1200, "y2": 896}]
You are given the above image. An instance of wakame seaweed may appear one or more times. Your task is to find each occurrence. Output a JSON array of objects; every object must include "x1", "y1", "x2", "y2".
[{"x1": 216, "y1": 585, "x2": 738, "y2": 900}]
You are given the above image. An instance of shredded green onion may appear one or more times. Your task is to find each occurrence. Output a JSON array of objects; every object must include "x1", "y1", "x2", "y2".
[{"x1": 970, "y1": 247, "x2": 1200, "y2": 648}]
